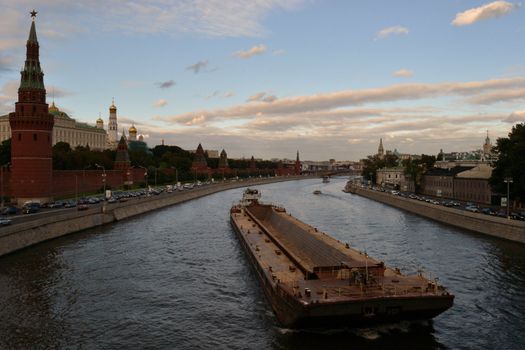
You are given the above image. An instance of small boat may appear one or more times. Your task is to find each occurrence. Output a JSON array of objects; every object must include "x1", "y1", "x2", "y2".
[
  {"x1": 313, "y1": 190, "x2": 322, "y2": 195},
  {"x1": 322, "y1": 176, "x2": 330, "y2": 183}
]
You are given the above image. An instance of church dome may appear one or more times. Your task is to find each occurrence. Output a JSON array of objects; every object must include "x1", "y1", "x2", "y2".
[
  {"x1": 96, "y1": 117, "x2": 104, "y2": 123},
  {"x1": 49, "y1": 101, "x2": 59, "y2": 113},
  {"x1": 109, "y1": 98, "x2": 117, "y2": 111},
  {"x1": 129, "y1": 124, "x2": 137, "y2": 133}
]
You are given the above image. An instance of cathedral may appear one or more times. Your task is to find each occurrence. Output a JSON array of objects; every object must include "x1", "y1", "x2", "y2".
[{"x1": 0, "y1": 96, "x2": 145, "y2": 151}]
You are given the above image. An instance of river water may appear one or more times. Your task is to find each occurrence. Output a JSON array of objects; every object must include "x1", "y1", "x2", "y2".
[{"x1": 1, "y1": 178, "x2": 524, "y2": 349}]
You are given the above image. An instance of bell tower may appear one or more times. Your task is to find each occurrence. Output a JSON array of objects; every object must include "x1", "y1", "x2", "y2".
[{"x1": 8, "y1": 10, "x2": 54, "y2": 204}]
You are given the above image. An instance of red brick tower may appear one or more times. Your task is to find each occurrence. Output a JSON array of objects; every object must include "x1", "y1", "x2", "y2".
[
  {"x1": 191, "y1": 143, "x2": 208, "y2": 171},
  {"x1": 294, "y1": 150, "x2": 301, "y2": 175},
  {"x1": 8, "y1": 11, "x2": 54, "y2": 204}
]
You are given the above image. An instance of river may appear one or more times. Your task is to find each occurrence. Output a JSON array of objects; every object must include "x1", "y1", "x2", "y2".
[{"x1": 1, "y1": 178, "x2": 524, "y2": 349}]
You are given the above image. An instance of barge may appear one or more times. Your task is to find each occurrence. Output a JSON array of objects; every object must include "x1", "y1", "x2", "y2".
[{"x1": 230, "y1": 189, "x2": 454, "y2": 328}]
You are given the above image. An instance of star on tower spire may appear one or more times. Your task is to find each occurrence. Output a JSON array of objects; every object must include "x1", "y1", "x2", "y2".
[{"x1": 30, "y1": 9, "x2": 38, "y2": 19}]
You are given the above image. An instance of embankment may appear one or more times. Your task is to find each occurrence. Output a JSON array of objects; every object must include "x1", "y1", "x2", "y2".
[
  {"x1": 0, "y1": 176, "x2": 308, "y2": 257},
  {"x1": 348, "y1": 186, "x2": 525, "y2": 244}
]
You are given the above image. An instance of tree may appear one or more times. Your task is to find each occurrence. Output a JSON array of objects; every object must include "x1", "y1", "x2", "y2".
[
  {"x1": 403, "y1": 154, "x2": 436, "y2": 193},
  {"x1": 490, "y1": 123, "x2": 525, "y2": 205},
  {"x1": 0, "y1": 138, "x2": 11, "y2": 165},
  {"x1": 361, "y1": 154, "x2": 399, "y2": 184}
]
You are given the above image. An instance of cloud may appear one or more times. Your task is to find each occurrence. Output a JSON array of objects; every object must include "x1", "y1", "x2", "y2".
[
  {"x1": 452, "y1": 1, "x2": 518, "y2": 26},
  {"x1": 504, "y1": 110, "x2": 525, "y2": 123},
  {"x1": 154, "y1": 99, "x2": 168, "y2": 107},
  {"x1": 233, "y1": 44, "x2": 267, "y2": 59},
  {"x1": 156, "y1": 80, "x2": 175, "y2": 89},
  {"x1": 224, "y1": 91, "x2": 235, "y2": 98},
  {"x1": 393, "y1": 69, "x2": 414, "y2": 78},
  {"x1": 0, "y1": 55, "x2": 16, "y2": 72},
  {"x1": 375, "y1": 25, "x2": 409, "y2": 40},
  {"x1": 186, "y1": 60, "x2": 208, "y2": 74},
  {"x1": 247, "y1": 92, "x2": 278, "y2": 103},
  {"x1": 0, "y1": 0, "x2": 306, "y2": 62},
  {"x1": 158, "y1": 77, "x2": 525, "y2": 125},
  {"x1": 273, "y1": 49, "x2": 286, "y2": 56},
  {"x1": 467, "y1": 87, "x2": 525, "y2": 104},
  {"x1": 205, "y1": 91, "x2": 220, "y2": 99}
]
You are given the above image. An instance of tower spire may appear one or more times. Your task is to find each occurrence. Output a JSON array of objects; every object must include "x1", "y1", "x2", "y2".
[{"x1": 378, "y1": 138, "x2": 384, "y2": 157}]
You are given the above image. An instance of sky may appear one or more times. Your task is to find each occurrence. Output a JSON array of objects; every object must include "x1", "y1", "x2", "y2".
[{"x1": 1, "y1": 0, "x2": 525, "y2": 161}]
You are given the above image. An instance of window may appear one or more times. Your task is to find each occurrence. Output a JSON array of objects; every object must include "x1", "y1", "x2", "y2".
[
  {"x1": 18, "y1": 133, "x2": 21, "y2": 141},
  {"x1": 33, "y1": 133, "x2": 37, "y2": 141}
]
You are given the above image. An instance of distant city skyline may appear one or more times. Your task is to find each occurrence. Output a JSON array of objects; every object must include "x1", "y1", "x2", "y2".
[{"x1": 1, "y1": 1, "x2": 524, "y2": 160}]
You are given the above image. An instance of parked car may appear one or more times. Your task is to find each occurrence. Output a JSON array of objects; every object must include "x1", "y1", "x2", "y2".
[
  {"x1": 77, "y1": 204, "x2": 89, "y2": 211},
  {"x1": 510, "y1": 212, "x2": 525, "y2": 221},
  {"x1": 23, "y1": 206, "x2": 39, "y2": 214},
  {"x1": 481, "y1": 208, "x2": 496, "y2": 215},
  {"x1": 496, "y1": 209, "x2": 507, "y2": 218},
  {"x1": 465, "y1": 206, "x2": 479, "y2": 213},
  {"x1": 2, "y1": 206, "x2": 19, "y2": 215},
  {"x1": 64, "y1": 201, "x2": 77, "y2": 208},
  {"x1": 0, "y1": 216, "x2": 12, "y2": 225}
]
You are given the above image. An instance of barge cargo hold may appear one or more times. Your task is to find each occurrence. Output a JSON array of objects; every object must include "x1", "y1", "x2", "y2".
[{"x1": 230, "y1": 189, "x2": 454, "y2": 328}]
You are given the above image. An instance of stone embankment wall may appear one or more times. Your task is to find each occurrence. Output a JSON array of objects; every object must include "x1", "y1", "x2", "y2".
[
  {"x1": 349, "y1": 186, "x2": 525, "y2": 244},
  {"x1": 0, "y1": 176, "x2": 308, "y2": 257}
]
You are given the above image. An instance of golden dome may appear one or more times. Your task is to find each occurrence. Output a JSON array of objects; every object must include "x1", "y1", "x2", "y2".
[
  {"x1": 49, "y1": 101, "x2": 59, "y2": 112},
  {"x1": 109, "y1": 97, "x2": 117, "y2": 111},
  {"x1": 129, "y1": 124, "x2": 137, "y2": 133},
  {"x1": 96, "y1": 117, "x2": 104, "y2": 123}
]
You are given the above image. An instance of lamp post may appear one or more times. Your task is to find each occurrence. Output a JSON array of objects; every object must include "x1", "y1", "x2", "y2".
[
  {"x1": 504, "y1": 177, "x2": 513, "y2": 219},
  {"x1": 126, "y1": 170, "x2": 131, "y2": 189},
  {"x1": 95, "y1": 163, "x2": 106, "y2": 198},
  {"x1": 154, "y1": 167, "x2": 157, "y2": 188},
  {"x1": 139, "y1": 166, "x2": 148, "y2": 195}
]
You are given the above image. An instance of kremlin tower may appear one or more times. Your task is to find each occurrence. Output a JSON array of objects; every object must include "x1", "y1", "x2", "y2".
[
  {"x1": 8, "y1": 11, "x2": 55, "y2": 204},
  {"x1": 295, "y1": 150, "x2": 301, "y2": 175}
]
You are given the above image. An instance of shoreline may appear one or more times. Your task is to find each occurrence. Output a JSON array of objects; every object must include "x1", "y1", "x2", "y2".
[
  {"x1": 0, "y1": 176, "x2": 311, "y2": 258},
  {"x1": 345, "y1": 185, "x2": 525, "y2": 244}
]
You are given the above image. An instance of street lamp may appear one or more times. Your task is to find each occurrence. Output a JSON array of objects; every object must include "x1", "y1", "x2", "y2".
[
  {"x1": 95, "y1": 163, "x2": 106, "y2": 198},
  {"x1": 139, "y1": 166, "x2": 148, "y2": 195},
  {"x1": 504, "y1": 177, "x2": 513, "y2": 219}
]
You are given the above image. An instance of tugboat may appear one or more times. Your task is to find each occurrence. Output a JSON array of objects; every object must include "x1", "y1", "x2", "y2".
[
  {"x1": 230, "y1": 189, "x2": 454, "y2": 328},
  {"x1": 313, "y1": 190, "x2": 322, "y2": 195}
]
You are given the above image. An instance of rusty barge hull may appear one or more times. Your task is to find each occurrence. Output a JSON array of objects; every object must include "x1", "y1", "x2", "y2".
[{"x1": 230, "y1": 202, "x2": 453, "y2": 328}]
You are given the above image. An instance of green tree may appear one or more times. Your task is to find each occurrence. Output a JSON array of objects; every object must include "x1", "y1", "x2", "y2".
[
  {"x1": 402, "y1": 154, "x2": 436, "y2": 193},
  {"x1": 490, "y1": 123, "x2": 525, "y2": 205},
  {"x1": 0, "y1": 138, "x2": 11, "y2": 165},
  {"x1": 361, "y1": 154, "x2": 399, "y2": 184}
]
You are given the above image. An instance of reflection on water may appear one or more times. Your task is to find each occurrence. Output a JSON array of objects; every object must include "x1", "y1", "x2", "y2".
[{"x1": 1, "y1": 178, "x2": 524, "y2": 349}]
